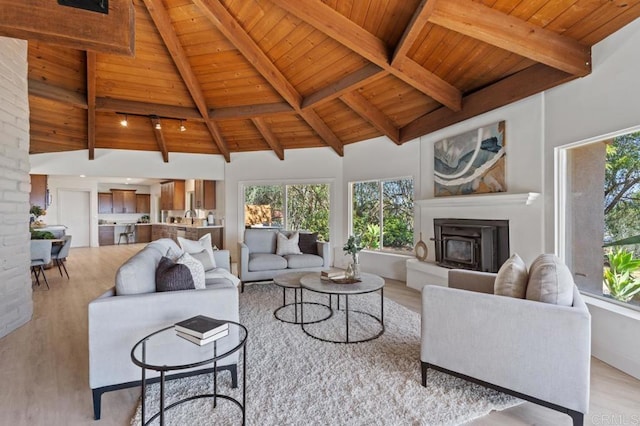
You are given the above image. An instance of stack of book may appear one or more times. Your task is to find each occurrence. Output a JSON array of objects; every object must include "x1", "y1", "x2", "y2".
[
  {"x1": 174, "y1": 315, "x2": 229, "y2": 346},
  {"x1": 321, "y1": 270, "x2": 345, "y2": 280}
]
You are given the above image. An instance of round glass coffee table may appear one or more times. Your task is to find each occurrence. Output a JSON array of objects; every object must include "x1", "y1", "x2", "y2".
[
  {"x1": 273, "y1": 271, "x2": 333, "y2": 324},
  {"x1": 299, "y1": 272, "x2": 385, "y2": 344},
  {"x1": 130, "y1": 321, "x2": 247, "y2": 426}
]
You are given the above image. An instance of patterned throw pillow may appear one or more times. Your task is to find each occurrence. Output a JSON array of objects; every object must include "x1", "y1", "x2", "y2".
[
  {"x1": 298, "y1": 232, "x2": 318, "y2": 255},
  {"x1": 276, "y1": 231, "x2": 302, "y2": 256},
  {"x1": 175, "y1": 252, "x2": 206, "y2": 289},
  {"x1": 155, "y1": 256, "x2": 195, "y2": 292},
  {"x1": 178, "y1": 234, "x2": 216, "y2": 271}
]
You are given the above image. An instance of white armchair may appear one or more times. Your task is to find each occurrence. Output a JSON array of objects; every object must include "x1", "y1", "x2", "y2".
[{"x1": 421, "y1": 269, "x2": 591, "y2": 426}]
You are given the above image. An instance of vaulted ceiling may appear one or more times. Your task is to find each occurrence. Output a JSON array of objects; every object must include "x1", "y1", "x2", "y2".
[{"x1": 20, "y1": 0, "x2": 640, "y2": 162}]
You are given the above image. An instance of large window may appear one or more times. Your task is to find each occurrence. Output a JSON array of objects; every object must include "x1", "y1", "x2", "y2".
[
  {"x1": 243, "y1": 183, "x2": 330, "y2": 241},
  {"x1": 351, "y1": 177, "x2": 414, "y2": 253}
]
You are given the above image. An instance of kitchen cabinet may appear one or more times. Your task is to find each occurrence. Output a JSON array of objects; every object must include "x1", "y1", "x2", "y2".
[
  {"x1": 99, "y1": 226, "x2": 115, "y2": 246},
  {"x1": 135, "y1": 224, "x2": 151, "y2": 243},
  {"x1": 160, "y1": 180, "x2": 185, "y2": 210},
  {"x1": 150, "y1": 224, "x2": 223, "y2": 249},
  {"x1": 98, "y1": 192, "x2": 113, "y2": 214},
  {"x1": 136, "y1": 194, "x2": 151, "y2": 213},
  {"x1": 30, "y1": 174, "x2": 48, "y2": 208},
  {"x1": 194, "y1": 180, "x2": 216, "y2": 210},
  {"x1": 112, "y1": 189, "x2": 137, "y2": 213}
]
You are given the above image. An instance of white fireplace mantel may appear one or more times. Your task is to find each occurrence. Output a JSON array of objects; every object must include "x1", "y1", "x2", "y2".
[{"x1": 416, "y1": 192, "x2": 540, "y2": 208}]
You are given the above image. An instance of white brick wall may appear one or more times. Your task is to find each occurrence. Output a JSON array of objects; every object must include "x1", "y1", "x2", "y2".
[{"x1": 0, "y1": 36, "x2": 32, "y2": 338}]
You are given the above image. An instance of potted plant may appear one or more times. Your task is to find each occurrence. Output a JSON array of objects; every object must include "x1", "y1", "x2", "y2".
[
  {"x1": 343, "y1": 235, "x2": 363, "y2": 279},
  {"x1": 29, "y1": 205, "x2": 47, "y2": 228}
]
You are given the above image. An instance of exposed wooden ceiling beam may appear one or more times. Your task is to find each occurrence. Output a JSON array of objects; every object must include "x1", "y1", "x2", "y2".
[
  {"x1": 28, "y1": 79, "x2": 87, "y2": 109},
  {"x1": 392, "y1": 0, "x2": 434, "y2": 65},
  {"x1": 143, "y1": 0, "x2": 230, "y2": 162},
  {"x1": 426, "y1": 0, "x2": 591, "y2": 76},
  {"x1": 96, "y1": 98, "x2": 204, "y2": 121},
  {"x1": 251, "y1": 117, "x2": 285, "y2": 160},
  {"x1": 299, "y1": 110, "x2": 344, "y2": 156},
  {"x1": 194, "y1": 0, "x2": 344, "y2": 156},
  {"x1": 150, "y1": 117, "x2": 169, "y2": 163},
  {"x1": 302, "y1": 64, "x2": 387, "y2": 110},
  {"x1": 209, "y1": 103, "x2": 293, "y2": 120},
  {"x1": 86, "y1": 52, "x2": 97, "y2": 161},
  {"x1": 400, "y1": 64, "x2": 576, "y2": 142},
  {"x1": 269, "y1": 0, "x2": 462, "y2": 111},
  {"x1": 340, "y1": 92, "x2": 401, "y2": 144}
]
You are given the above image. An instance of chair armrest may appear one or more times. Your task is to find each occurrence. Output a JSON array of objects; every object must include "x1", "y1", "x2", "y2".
[
  {"x1": 213, "y1": 249, "x2": 231, "y2": 272},
  {"x1": 421, "y1": 285, "x2": 591, "y2": 413},
  {"x1": 238, "y1": 242, "x2": 249, "y2": 279},
  {"x1": 448, "y1": 269, "x2": 496, "y2": 293},
  {"x1": 317, "y1": 241, "x2": 330, "y2": 267}
]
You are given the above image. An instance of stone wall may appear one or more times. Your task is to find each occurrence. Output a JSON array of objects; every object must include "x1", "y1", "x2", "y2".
[{"x1": 0, "y1": 36, "x2": 32, "y2": 338}]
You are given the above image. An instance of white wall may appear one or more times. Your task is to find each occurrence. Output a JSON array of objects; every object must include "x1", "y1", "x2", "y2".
[{"x1": 46, "y1": 176, "x2": 99, "y2": 247}]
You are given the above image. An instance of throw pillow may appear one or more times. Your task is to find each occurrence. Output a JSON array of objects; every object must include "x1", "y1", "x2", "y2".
[
  {"x1": 298, "y1": 232, "x2": 318, "y2": 255},
  {"x1": 494, "y1": 253, "x2": 528, "y2": 298},
  {"x1": 175, "y1": 252, "x2": 206, "y2": 289},
  {"x1": 526, "y1": 254, "x2": 574, "y2": 306},
  {"x1": 156, "y1": 256, "x2": 195, "y2": 292},
  {"x1": 276, "y1": 231, "x2": 302, "y2": 256},
  {"x1": 178, "y1": 234, "x2": 216, "y2": 271}
]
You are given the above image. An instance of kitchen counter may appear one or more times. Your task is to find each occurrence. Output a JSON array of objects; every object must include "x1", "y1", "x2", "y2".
[{"x1": 158, "y1": 223, "x2": 223, "y2": 229}]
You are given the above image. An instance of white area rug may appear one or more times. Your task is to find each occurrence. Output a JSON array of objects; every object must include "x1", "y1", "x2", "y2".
[{"x1": 131, "y1": 283, "x2": 520, "y2": 425}]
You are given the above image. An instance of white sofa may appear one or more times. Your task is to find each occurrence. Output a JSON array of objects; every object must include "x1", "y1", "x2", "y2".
[
  {"x1": 88, "y1": 239, "x2": 240, "y2": 420},
  {"x1": 421, "y1": 268, "x2": 591, "y2": 426}
]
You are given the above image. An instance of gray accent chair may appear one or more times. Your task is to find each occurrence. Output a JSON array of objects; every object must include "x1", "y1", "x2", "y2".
[
  {"x1": 30, "y1": 239, "x2": 52, "y2": 289},
  {"x1": 421, "y1": 269, "x2": 591, "y2": 426},
  {"x1": 238, "y1": 229, "x2": 330, "y2": 291},
  {"x1": 51, "y1": 234, "x2": 72, "y2": 278},
  {"x1": 88, "y1": 239, "x2": 240, "y2": 420}
]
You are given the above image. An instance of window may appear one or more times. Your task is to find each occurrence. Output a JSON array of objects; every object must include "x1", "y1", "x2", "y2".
[
  {"x1": 561, "y1": 130, "x2": 640, "y2": 309},
  {"x1": 351, "y1": 177, "x2": 414, "y2": 253},
  {"x1": 243, "y1": 183, "x2": 330, "y2": 241}
]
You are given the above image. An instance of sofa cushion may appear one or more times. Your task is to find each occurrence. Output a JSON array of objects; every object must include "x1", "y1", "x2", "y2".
[
  {"x1": 147, "y1": 238, "x2": 183, "y2": 258},
  {"x1": 178, "y1": 234, "x2": 216, "y2": 271},
  {"x1": 244, "y1": 229, "x2": 278, "y2": 253},
  {"x1": 276, "y1": 231, "x2": 302, "y2": 256},
  {"x1": 298, "y1": 232, "x2": 318, "y2": 255},
  {"x1": 115, "y1": 246, "x2": 162, "y2": 295},
  {"x1": 526, "y1": 254, "x2": 574, "y2": 306},
  {"x1": 248, "y1": 253, "x2": 288, "y2": 271},
  {"x1": 494, "y1": 253, "x2": 528, "y2": 298},
  {"x1": 175, "y1": 252, "x2": 206, "y2": 289},
  {"x1": 285, "y1": 254, "x2": 324, "y2": 269},
  {"x1": 155, "y1": 256, "x2": 195, "y2": 292}
]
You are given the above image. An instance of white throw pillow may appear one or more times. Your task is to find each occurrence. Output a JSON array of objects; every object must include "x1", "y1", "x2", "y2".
[
  {"x1": 178, "y1": 234, "x2": 216, "y2": 271},
  {"x1": 526, "y1": 254, "x2": 574, "y2": 306},
  {"x1": 494, "y1": 253, "x2": 528, "y2": 298},
  {"x1": 175, "y1": 252, "x2": 206, "y2": 289},
  {"x1": 276, "y1": 231, "x2": 302, "y2": 256}
]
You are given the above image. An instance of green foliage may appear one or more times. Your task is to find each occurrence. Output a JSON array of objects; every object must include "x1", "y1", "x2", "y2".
[
  {"x1": 603, "y1": 248, "x2": 640, "y2": 302},
  {"x1": 30, "y1": 205, "x2": 46, "y2": 217},
  {"x1": 361, "y1": 224, "x2": 380, "y2": 250},
  {"x1": 30, "y1": 230, "x2": 55, "y2": 240},
  {"x1": 383, "y1": 216, "x2": 413, "y2": 251},
  {"x1": 343, "y1": 235, "x2": 363, "y2": 262}
]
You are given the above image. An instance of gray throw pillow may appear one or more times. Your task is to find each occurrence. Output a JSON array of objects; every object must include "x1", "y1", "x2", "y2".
[
  {"x1": 494, "y1": 253, "x2": 528, "y2": 298},
  {"x1": 526, "y1": 254, "x2": 574, "y2": 306},
  {"x1": 156, "y1": 256, "x2": 195, "y2": 292},
  {"x1": 298, "y1": 232, "x2": 318, "y2": 255},
  {"x1": 276, "y1": 231, "x2": 302, "y2": 256}
]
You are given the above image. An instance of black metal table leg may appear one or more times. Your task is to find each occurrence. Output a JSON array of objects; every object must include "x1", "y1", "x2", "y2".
[{"x1": 159, "y1": 371, "x2": 165, "y2": 426}]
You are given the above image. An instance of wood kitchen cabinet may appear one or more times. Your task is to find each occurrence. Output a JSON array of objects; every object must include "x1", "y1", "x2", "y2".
[
  {"x1": 160, "y1": 180, "x2": 185, "y2": 210},
  {"x1": 99, "y1": 226, "x2": 115, "y2": 246},
  {"x1": 112, "y1": 189, "x2": 137, "y2": 213},
  {"x1": 98, "y1": 192, "x2": 113, "y2": 213},
  {"x1": 136, "y1": 194, "x2": 151, "y2": 213},
  {"x1": 135, "y1": 224, "x2": 151, "y2": 243},
  {"x1": 30, "y1": 174, "x2": 48, "y2": 208},
  {"x1": 194, "y1": 180, "x2": 216, "y2": 210}
]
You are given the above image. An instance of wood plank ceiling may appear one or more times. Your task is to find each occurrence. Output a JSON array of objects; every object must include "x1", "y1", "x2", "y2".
[{"x1": 25, "y1": 0, "x2": 640, "y2": 162}]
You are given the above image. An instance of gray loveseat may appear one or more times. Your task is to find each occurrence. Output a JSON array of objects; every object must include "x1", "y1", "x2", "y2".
[
  {"x1": 238, "y1": 229, "x2": 330, "y2": 290},
  {"x1": 88, "y1": 238, "x2": 240, "y2": 420}
]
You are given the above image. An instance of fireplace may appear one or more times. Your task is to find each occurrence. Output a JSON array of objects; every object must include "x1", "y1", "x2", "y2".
[{"x1": 433, "y1": 218, "x2": 509, "y2": 273}]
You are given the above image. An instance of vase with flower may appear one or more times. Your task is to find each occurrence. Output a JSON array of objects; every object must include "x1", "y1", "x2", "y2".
[{"x1": 343, "y1": 235, "x2": 363, "y2": 279}]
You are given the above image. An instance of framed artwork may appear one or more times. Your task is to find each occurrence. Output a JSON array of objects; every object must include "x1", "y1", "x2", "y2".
[{"x1": 434, "y1": 121, "x2": 506, "y2": 197}]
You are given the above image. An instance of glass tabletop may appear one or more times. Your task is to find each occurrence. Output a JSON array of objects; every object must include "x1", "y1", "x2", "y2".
[{"x1": 130, "y1": 320, "x2": 247, "y2": 372}]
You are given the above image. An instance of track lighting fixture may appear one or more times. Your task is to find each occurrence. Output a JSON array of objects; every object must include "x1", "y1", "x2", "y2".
[
  {"x1": 154, "y1": 120, "x2": 162, "y2": 130},
  {"x1": 180, "y1": 120, "x2": 186, "y2": 132},
  {"x1": 120, "y1": 114, "x2": 128, "y2": 127}
]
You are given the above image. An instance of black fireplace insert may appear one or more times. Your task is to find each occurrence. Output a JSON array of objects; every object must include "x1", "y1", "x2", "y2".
[{"x1": 433, "y1": 218, "x2": 509, "y2": 273}]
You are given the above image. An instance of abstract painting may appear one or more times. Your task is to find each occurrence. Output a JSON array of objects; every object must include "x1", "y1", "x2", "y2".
[{"x1": 434, "y1": 121, "x2": 506, "y2": 197}]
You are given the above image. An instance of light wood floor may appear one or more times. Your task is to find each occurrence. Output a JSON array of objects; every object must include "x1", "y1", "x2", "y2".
[{"x1": 1, "y1": 244, "x2": 638, "y2": 425}]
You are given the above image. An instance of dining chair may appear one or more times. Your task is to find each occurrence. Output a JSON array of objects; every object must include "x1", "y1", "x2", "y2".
[
  {"x1": 51, "y1": 235, "x2": 72, "y2": 278},
  {"x1": 31, "y1": 239, "x2": 52, "y2": 289},
  {"x1": 117, "y1": 224, "x2": 135, "y2": 245}
]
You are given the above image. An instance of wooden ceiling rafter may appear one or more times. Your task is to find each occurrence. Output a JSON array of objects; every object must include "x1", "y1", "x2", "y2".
[
  {"x1": 251, "y1": 117, "x2": 285, "y2": 160},
  {"x1": 193, "y1": 0, "x2": 345, "y2": 158},
  {"x1": 86, "y1": 52, "x2": 97, "y2": 160},
  {"x1": 424, "y1": 0, "x2": 592, "y2": 77},
  {"x1": 150, "y1": 116, "x2": 169, "y2": 162},
  {"x1": 340, "y1": 91, "x2": 401, "y2": 145},
  {"x1": 269, "y1": 0, "x2": 462, "y2": 112},
  {"x1": 96, "y1": 98, "x2": 204, "y2": 121},
  {"x1": 142, "y1": 0, "x2": 231, "y2": 162},
  {"x1": 208, "y1": 102, "x2": 293, "y2": 121}
]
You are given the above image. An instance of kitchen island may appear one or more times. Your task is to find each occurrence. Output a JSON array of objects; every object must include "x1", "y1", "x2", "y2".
[{"x1": 98, "y1": 223, "x2": 223, "y2": 248}]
